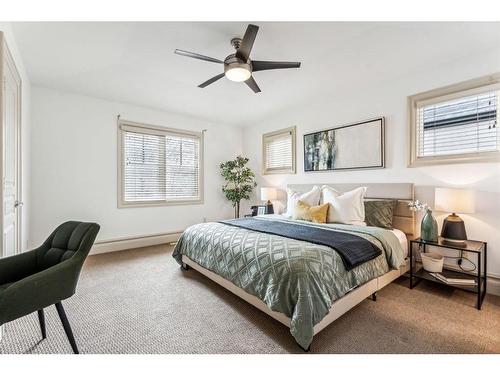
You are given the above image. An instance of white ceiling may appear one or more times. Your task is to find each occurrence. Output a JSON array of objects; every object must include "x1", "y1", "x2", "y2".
[{"x1": 11, "y1": 22, "x2": 500, "y2": 126}]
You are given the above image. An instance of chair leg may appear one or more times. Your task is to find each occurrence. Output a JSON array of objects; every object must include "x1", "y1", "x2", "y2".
[
  {"x1": 55, "y1": 302, "x2": 79, "y2": 354},
  {"x1": 37, "y1": 309, "x2": 47, "y2": 339}
]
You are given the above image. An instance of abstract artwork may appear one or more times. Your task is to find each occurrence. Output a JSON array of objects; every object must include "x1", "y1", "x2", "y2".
[{"x1": 303, "y1": 117, "x2": 385, "y2": 172}]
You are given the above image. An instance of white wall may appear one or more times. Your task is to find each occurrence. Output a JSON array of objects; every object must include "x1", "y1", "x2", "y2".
[
  {"x1": 242, "y1": 50, "x2": 500, "y2": 283},
  {"x1": 0, "y1": 23, "x2": 31, "y2": 252},
  {"x1": 24, "y1": 34, "x2": 500, "y2": 290},
  {"x1": 30, "y1": 87, "x2": 242, "y2": 246}
]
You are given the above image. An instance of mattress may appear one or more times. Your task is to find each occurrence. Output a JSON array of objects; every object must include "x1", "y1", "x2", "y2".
[{"x1": 391, "y1": 228, "x2": 408, "y2": 258}]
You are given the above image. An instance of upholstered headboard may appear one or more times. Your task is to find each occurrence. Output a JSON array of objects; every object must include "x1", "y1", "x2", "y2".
[{"x1": 287, "y1": 183, "x2": 415, "y2": 236}]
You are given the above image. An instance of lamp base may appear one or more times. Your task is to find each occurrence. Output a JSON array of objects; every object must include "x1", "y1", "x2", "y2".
[
  {"x1": 441, "y1": 237, "x2": 467, "y2": 246},
  {"x1": 265, "y1": 200, "x2": 274, "y2": 215},
  {"x1": 441, "y1": 213, "x2": 467, "y2": 244}
]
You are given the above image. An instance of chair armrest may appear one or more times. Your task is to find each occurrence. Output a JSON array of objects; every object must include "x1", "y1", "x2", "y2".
[
  {"x1": 0, "y1": 257, "x2": 80, "y2": 324},
  {"x1": 0, "y1": 249, "x2": 38, "y2": 285}
]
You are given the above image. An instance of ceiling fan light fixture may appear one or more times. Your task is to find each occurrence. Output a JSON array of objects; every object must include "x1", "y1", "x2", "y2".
[{"x1": 225, "y1": 66, "x2": 251, "y2": 82}]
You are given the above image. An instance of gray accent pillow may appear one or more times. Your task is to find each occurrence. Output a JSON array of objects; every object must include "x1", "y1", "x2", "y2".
[{"x1": 364, "y1": 200, "x2": 397, "y2": 229}]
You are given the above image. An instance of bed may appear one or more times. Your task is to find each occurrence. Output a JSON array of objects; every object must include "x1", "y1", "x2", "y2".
[{"x1": 173, "y1": 183, "x2": 414, "y2": 350}]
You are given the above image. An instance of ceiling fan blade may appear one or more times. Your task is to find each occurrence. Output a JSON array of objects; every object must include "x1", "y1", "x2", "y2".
[
  {"x1": 174, "y1": 49, "x2": 224, "y2": 64},
  {"x1": 252, "y1": 60, "x2": 301, "y2": 72},
  {"x1": 236, "y1": 24, "x2": 259, "y2": 61},
  {"x1": 245, "y1": 76, "x2": 261, "y2": 93},
  {"x1": 198, "y1": 73, "x2": 225, "y2": 88}
]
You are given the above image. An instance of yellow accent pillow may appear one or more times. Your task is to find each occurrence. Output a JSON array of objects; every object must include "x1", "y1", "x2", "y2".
[{"x1": 292, "y1": 200, "x2": 329, "y2": 223}]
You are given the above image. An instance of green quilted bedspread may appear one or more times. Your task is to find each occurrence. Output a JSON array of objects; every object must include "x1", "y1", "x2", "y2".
[{"x1": 172, "y1": 215, "x2": 405, "y2": 349}]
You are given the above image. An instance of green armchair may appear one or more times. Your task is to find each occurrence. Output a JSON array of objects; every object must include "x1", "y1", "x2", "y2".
[{"x1": 0, "y1": 221, "x2": 100, "y2": 354}]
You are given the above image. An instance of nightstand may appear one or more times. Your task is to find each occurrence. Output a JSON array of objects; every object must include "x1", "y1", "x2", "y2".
[{"x1": 409, "y1": 237, "x2": 487, "y2": 310}]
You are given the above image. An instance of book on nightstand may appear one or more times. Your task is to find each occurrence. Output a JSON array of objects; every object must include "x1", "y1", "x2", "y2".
[{"x1": 429, "y1": 272, "x2": 477, "y2": 286}]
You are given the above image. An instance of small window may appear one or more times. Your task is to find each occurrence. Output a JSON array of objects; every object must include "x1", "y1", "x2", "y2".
[
  {"x1": 118, "y1": 120, "x2": 203, "y2": 207},
  {"x1": 409, "y1": 74, "x2": 500, "y2": 166},
  {"x1": 262, "y1": 127, "x2": 296, "y2": 174}
]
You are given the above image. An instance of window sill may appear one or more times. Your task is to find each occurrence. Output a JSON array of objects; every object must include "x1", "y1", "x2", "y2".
[
  {"x1": 118, "y1": 198, "x2": 204, "y2": 208},
  {"x1": 263, "y1": 169, "x2": 296, "y2": 175},
  {"x1": 408, "y1": 151, "x2": 500, "y2": 167}
]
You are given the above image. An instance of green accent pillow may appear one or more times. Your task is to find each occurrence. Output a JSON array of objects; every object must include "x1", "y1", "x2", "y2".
[{"x1": 364, "y1": 200, "x2": 397, "y2": 229}]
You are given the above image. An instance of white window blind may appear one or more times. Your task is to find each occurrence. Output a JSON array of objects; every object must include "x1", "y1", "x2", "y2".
[
  {"x1": 165, "y1": 135, "x2": 200, "y2": 199},
  {"x1": 120, "y1": 122, "x2": 202, "y2": 205},
  {"x1": 416, "y1": 89, "x2": 499, "y2": 158},
  {"x1": 263, "y1": 127, "x2": 296, "y2": 174},
  {"x1": 124, "y1": 132, "x2": 166, "y2": 202}
]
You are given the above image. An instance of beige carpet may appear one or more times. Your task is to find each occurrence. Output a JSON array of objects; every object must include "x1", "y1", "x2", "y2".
[{"x1": 1, "y1": 244, "x2": 499, "y2": 354}]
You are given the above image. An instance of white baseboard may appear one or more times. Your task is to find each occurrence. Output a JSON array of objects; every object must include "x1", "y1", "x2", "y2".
[
  {"x1": 89, "y1": 231, "x2": 500, "y2": 297},
  {"x1": 90, "y1": 231, "x2": 182, "y2": 255},
  {"x1": 487, "y1": 276, "x2": 500, "y2": 296}
]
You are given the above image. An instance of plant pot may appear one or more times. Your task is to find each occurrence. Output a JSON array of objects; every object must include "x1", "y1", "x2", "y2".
[{"x1": 421, "y1": 209, "x2": 438, "y2": 242}]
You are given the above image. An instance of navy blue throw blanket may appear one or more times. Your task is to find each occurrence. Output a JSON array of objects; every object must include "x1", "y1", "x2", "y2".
[{"x1": 219, "y1": 218, "x2": 382, "y2": 271}]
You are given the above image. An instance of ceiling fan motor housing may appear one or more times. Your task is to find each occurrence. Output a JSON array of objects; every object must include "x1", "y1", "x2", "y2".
[
  {"x1": 224, "y1": 54, "x2": 252, "y2": 70},
  {"x1": 224, "y1": 54, "x2": 252, "y2": 82}
]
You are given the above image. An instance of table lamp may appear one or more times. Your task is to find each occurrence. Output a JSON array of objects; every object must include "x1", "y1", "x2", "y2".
[
  {"x1": 261, "y1": 187, "x2": 277, "y2": 214},
  {"x1": 435, "y1": 187, "x2": 475, "y2": 244}
]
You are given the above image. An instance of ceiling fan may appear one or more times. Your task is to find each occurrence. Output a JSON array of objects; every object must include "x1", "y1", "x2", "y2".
[{"x1": 174, "y1": 24, "x2": 301, "y2": 93}]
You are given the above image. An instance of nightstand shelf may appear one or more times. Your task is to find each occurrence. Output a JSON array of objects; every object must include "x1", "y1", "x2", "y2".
[
  {"x1": 412, "y1": 267, "x2": 485, "y2": 294},
  {"x1": 409, "y1": 237, "x2": 487, "y2": 310}
]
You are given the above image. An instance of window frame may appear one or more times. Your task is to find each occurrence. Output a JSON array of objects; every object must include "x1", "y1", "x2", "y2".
[
  {"x1": 262, "y1": 126, "x2": 296, "y2": 175},
  {"x1": 408, "y1": 73, "x2": 500, "y2": 167},
  {"x1": 117, "y1": 119, "x2": 204, "y2": 208}
]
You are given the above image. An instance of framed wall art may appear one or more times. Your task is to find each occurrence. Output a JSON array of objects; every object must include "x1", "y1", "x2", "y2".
[{"x1": 303, "y1": 117, "x2": 385, "y2": 172}]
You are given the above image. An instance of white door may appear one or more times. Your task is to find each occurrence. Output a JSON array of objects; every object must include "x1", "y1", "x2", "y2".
[{"x1": 1, "y1": 35, "x2": 22, "y2": 259}]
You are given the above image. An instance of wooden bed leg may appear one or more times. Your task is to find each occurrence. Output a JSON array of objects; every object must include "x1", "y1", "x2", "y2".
[
  {"x1": 371, "y1": 292, "x2": 377, "y2": 302},
  {"x1": 181, "y1": 263, "x2": 191, "y2": 271}
]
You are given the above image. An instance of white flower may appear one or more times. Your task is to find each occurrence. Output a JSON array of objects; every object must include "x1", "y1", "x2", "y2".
[{"x1": 408, "y1": 200, "x2": 429, "y2": 212}]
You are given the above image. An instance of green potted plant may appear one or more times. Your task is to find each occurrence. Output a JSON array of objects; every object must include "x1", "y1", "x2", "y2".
[{"x1": 220, "y1": 156, "x2": 257, "y2": 218}]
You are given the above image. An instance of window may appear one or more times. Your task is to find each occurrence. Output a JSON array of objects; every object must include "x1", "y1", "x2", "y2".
[
  {"x1": 118, "y1": 120, "x2": 203, "y2": 207},
  {"x1": 262, "y1": 126, "x2": 296, "y2": 174},
  {"x1": 409, "y1": 74, "x2": 500, "y2": 166}
]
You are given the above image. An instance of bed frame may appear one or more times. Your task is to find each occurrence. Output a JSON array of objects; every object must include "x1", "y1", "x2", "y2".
[{"x1": 181, "y1": 183, "x2": 414, "y2": 350}]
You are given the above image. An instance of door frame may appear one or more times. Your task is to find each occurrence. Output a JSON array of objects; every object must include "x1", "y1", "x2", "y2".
[{"x1": 0, "y1": 31, "x2": 23, "y2": 259}]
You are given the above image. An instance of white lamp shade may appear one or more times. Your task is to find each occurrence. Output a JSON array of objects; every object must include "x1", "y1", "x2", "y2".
[
  {"x1": 435, "y1": 188, "x2": 475, "y2": 214},
  {"x1": 261, "y1": 187, "x2": 277, "y2": 201}
]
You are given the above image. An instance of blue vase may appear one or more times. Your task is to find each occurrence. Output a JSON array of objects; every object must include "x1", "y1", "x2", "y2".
[{"x1": 421, "y1": 209, "x2": 438, "y2": 242}]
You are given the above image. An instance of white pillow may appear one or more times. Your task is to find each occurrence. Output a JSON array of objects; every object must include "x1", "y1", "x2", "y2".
[
  {"x1": 321, "y1": 186, "x2": 367, "y2": 225},
  {"x1": 284, "y1": 186, "x2": 321, "y2": 218}
]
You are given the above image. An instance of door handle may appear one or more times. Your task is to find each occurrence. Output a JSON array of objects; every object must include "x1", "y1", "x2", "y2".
[{"x1": 14, "y1": 200, "x2": 24, "y2": 208}]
